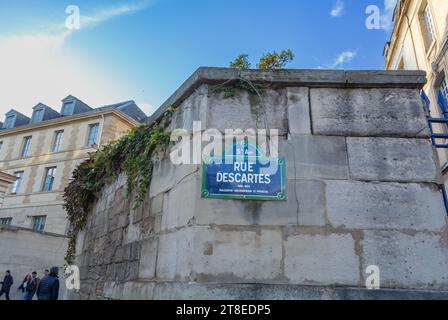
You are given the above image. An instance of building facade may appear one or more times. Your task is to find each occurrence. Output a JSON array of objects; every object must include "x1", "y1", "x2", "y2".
[
  {"x1": 0, "y1": 96, "x2": 146, "y2": 235},
  {"x1": 384, "y1": 0, "x2": 448, "y2": 180}
]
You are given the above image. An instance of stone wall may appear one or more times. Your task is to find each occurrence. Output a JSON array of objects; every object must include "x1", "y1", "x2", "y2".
[
  {"x1": 70, "y1": 68, "x2": 448, "y2": 300},
  {"x1": 0, "y1": 225, "x2": 67, "y2": 300}
]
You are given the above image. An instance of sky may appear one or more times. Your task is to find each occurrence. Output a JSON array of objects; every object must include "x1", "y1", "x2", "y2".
[{"x1": 0, "y1": 0, "x2": 397, "y2": 118}]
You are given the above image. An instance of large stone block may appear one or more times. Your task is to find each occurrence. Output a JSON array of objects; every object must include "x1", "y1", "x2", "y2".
[
  {"x1": 103, "y1": 281, "x2": 155, "y2": 300},
  {"x1": 362, "y1": 231, "x2": 448, "y2": 289},
  {"x1": 280, "y1": 135, "x2": 348, "y2": 180},
  {"x1": 296, "y1": 180, "x2": 326, "y2": 226},
  {"x1": 161, "y1": 175, "x2": 197, "y2": 231},
  {"x1": 171, "y1": 85, "x2": 208, "y2": 132},
  {"x1": 206, "y1": 89, "x2": 288, "y2": 135},
  {"x1": 326, "y1": 181, "x2": 446, "y2": 231},
  {"x1": 156, "y1": 174, "x2": 328, "y2": 229},
  {"x1": 310, "y1": 88, "x2": 429, "y2": 137},
  {"x1": 196, "y1": 178, "x2": 298, "y2": 226},
  {"x1": 139, "y1": 237, "x2": 158, "y2": 279},
  {"x1": 192, "y1": 227, "x2": 283, "y2": 283},
  {"x1": 347, "y1": 137, "x2": 440, "y2": 183},
  {"x1": 287, "y1": 87, "x2": 311, "y2": 135},
  {"x1": 284, "y1": 233, "x2": 359, "y2": 286},
  {"x1": 156, "y1": 228, "x2": 194, "y2": 281},
  {"x1": 149, "y1": 157, "x2": 198, "y2": 197}
]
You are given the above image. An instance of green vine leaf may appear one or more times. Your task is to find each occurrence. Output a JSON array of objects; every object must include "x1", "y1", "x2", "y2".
[{"x1": 63, "y1": 108, "x2": 176, "y2": 264}]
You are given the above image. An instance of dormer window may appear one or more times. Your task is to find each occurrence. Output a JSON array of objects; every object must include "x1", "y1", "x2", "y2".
[
  {"x1": 3, "y1": 115, "x2": 15, "y2": 129},
  {"x1": 61, "y1": 101, "x2": 75, "y2": 116},
  {"x1": 31, "y1": 108, "x2": 44, "y2": 123}
]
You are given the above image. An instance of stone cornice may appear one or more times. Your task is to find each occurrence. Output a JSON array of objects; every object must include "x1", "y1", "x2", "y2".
[{"x1": 148, "y1": 67, "x2": 427, "y2": 125}]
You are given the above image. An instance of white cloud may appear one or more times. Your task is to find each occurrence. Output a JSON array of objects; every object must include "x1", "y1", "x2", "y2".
[
  {"x1": 330, "y1": 0, "x2": 344, "y2": 17},
  {"x1": 380, "y1": 0, "x2": 397, "y2": 31},
  {"x1": 324, "y1": 51, "x2": 358, "y2": 69},
  {"x1": 0, "y1": 1, "x2": 152, "y2": 118},
  {"x1": 81, "y1": 1, "x2": 152, "y2": 29}
]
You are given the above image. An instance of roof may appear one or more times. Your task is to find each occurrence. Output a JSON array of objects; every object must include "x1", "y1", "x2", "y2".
[{"x1": 0, "y1": 98, "x2": 147, "y2": 133}]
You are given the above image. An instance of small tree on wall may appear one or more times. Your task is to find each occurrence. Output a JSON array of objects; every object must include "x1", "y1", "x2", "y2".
[
  {"x1": 229, "y1": 54, "x2": 251, "y2": 69},
  {"x1": 229, "y1": 49, "x2": 295, "y2": 70}
]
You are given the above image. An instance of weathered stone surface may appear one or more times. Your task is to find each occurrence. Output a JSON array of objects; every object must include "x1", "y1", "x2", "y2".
[
  {"x1": 123, "y1": 223, "x2": 141, "y2": 244},
  {"x1": 103, "y1": 281, "x2": 155, "y2": 300},
  {"x1": 206, "y1": 89, "x2": 287, "y2": 135},
  {"x1": 161, "y1": 175, "x2": 197, "y2": 231},
  {"x1": 139, "y1": 237, "x2": 158, "y2": 279},
  {"x1": 193, "y1": 227, "x2": 283, "y2": 283},
  {"x1": 287, "y1": 87, "x2": 311, "y2": 135},
  {"x1": 125, "y1": 261, "x2": 140, "y2": 281},
  {"x1": 70, "y1": 71, "x2": 448, "y2": 300},
  {"x1": 156, "y1": 228, "x2": 194, "y2": 281},
  {"x1": 150, "y1": 194, "x2": 164, "y2": 215},
  {"x1": 280, "y1": 135, "x2": 348, "y2": 180},
  {"x1": 171, "y1": 85, "x2": 208, "y2": 132},
  {"x1": 362, "y1": 231, "x2": 448, "y2": 290},
  {"x1": 326, "y1": 181, "x2": 446, "y2": 231},
  {"x1": 196, "y1": 178, "x2": 298, "y2": 226},
  {"x1": 310, "y1": 88, "x2": 429, "y2": 137},
  {"x1": 149, "y1": 157, "x2": 198, "y2": 197},
  {"x1": 347, "y1": 137, "x2": 440, "y2": 183},
  {"x1": 296, "y1": 180, "x2": 326, "y2": 226},
  {"x1": 284, "y1": 233, "x2": 359, "y2": 286},
  {"x1": 196, "y1": 179, "x2": 325, "y2": 227}
]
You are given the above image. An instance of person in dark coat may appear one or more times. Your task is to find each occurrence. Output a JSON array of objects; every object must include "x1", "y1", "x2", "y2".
[
  {"x1": 0, "y1": 270, "x2": 14, "y2": 300},
  {"x1": 36, "y1": 266, "x2": 59, "y2": 300}
]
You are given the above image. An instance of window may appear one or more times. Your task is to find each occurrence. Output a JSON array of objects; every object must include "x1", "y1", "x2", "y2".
[
  {"x1": 31, "y1": 109, "x2": 44, "y2": 123},
  {"x1": 42, "y1": 167, "x2": 56, "y2": 192},
  {"x1": 10, "y1": 171, "x2": 23, "y2": 193},
  {"x1": 3, "y1": 115, "x2": 15, "y2": 129},
  {"x1": 51, "y1": 130, "x2": 64, "y2": 152},
  {"x1": 0, "y1": 217, "x2": 12, "y2": 225},
  {"x1": 420, "y1": 4, "x2": 437, "y2": 51},
  {"x1": 21, "y1": 136, "x2": 32, "y2": 157},
  {"x1": 442, "y1": 79, "x2": 448, "y2": 104},
  {"x1": 0, "y1": 141, "x2": 3, "y2": 154},
  {"x1": 32, "y1": 216, "x2": 46, "y2": 232},
  {"x1": 423, "y1": 5, "x2": 436, "y2": 44},
  {"x1": 61, "y1": 102, "x2": 74, "y2": 116},
  {"x1": 87, "y1": 123, "x2": 99, "y2": 146}
]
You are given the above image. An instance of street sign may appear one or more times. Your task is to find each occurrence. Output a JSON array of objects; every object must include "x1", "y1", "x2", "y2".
[{"x1": 201, "y1": 143, "x2": 286, "y2": 201}]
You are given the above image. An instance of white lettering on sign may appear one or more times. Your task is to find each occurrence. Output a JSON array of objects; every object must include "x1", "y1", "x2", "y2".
[
  {"x1": 234, "y1": 162, "x2": 254, "y2": 172},
  {"x1": 216, "y1": 171, "x2": 271, "y2": 184}
]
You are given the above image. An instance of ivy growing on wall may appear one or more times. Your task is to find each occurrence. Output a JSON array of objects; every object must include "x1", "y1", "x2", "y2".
[{"x1": 63, "y1": 108, "x2": 174, "y2": 264}]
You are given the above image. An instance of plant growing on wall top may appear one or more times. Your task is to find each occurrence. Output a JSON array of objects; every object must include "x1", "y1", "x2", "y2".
[
  {"x1": 214, "y1": 49, "x2": 295, "y2": 99},
  {"x1": 229, "y1": 49, "x2": 295, "y2": 70},
  {"x1": 257, "y1": 49, "x2": 294, "y2": 69},
  {"x1": 229, "y1": 54, "x2": 251, "y2": 69},
  {"x1": 62, "y1": 110, "x2": 174, "y2": 264}
]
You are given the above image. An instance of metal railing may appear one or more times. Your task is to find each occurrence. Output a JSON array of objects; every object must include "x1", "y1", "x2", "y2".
[{"x1": 421, "y1": 90, "x2": 448, "y2": 215}]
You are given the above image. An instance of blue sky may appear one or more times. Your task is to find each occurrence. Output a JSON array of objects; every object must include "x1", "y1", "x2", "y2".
[{"x1": 0, "y1": 0, "x2": 396, "y2": 116}]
